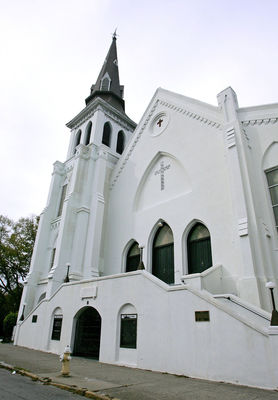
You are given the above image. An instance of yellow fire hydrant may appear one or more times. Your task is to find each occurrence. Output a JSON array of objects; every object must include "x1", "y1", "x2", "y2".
[{"x1": 60, "y1": 345, "x2": 71, "y2": 376}]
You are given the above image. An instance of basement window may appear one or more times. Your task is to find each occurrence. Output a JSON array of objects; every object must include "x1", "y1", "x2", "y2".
[{"x1": 32, "y1": 315, "x2": 38, "y2": 323}]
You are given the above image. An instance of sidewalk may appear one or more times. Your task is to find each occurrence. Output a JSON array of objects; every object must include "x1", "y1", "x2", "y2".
[{"x1": 1, "y1": 343, "x2": 278, "y2": 400}]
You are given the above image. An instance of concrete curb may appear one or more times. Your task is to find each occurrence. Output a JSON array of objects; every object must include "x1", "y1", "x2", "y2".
[{"x1": 0, "y1": 361, "x2": 119, "y2": 400}]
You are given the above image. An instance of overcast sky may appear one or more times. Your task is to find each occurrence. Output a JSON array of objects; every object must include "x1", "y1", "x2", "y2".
[{"x1": 1, "y1": 0, "x2": 278, "y2": 220}]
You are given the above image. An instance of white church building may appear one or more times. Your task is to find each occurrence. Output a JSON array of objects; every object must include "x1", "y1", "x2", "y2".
[{"x1": 15, "y1": 35, "x2": 278, "y2": 389}]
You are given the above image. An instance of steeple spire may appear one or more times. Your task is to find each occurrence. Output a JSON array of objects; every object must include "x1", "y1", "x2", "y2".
[{"x1": 85, "y1": 34, "x2": 125, "y2": 112}]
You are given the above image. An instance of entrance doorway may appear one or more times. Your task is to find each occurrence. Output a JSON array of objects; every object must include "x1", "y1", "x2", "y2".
[
  {"x1": 187, "y1": 223, "x2": 212, "y2": 274},
  {"x1": 73, "y1": 307, "x2": 101, "y2": 359},
  {"x1": 152, "y1": 223, "x2": 174, "y2": 284}
]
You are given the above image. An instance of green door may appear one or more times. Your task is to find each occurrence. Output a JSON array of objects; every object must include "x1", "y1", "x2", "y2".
[
  {"x1": 188, "y1": 224, "x2": 212, "y2": 274},
  {"x1": 152, "y1": 224, "x2": 174, "y2": 284},
  {"x1": 74, "y1": 307, "x2": 101, "y2": 359}
]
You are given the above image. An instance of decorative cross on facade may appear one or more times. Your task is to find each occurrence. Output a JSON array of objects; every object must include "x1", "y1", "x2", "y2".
[
  {"x1": 157, "y1": 118, "x2": 163, "y2": 128},
  {"x1": 155, "y1": 160, "x2": 171, "y2": 190}
]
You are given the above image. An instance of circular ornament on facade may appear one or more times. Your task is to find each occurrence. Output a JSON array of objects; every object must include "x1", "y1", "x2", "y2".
[{"x1": 151, "y1": 112, "x2": 169, "y2": 137}]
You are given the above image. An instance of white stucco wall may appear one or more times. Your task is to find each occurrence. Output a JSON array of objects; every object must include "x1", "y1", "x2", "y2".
[{"x1": 15, "y1": 272, "x2": 278, "y2": 389}]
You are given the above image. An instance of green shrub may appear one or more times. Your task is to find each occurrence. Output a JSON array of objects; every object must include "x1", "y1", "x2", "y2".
[{"x1": 3, "y1": 312, "x2": 18, "y2": 340}]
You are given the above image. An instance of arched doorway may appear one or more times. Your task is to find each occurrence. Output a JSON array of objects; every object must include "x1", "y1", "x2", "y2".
[
  {"x1": 73, "y1": 307, "x2": 101, "y2": 359},
  {"x1": 152, "y1": 223, "x2": 174, "y2": 284},
  {"x1": 126, "y1": 241, "x2": 140, "y2": 272},
  {"x1": 187, "y1": 223, "x2": 212, "y2": 274}
]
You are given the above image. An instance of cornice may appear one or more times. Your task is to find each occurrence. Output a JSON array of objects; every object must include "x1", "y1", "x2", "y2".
[
  {"x1": 51, "y1": 217, "x2": 61, "y2": 230},
  {"x1": 66, "y1": 97, "x2": 136, "y2": 131},
  {"x1": 102, "y1": 107, "x2": 135, "y2": 132},
  {"x1": 241, "y1": 118, "x2": 278, "y2": 127},
  {"x1": 159, "y1": 99, "x2": 222, "y2": 130},
  {"x1": 110, "y1": 100, "x2": 159, "y2": 189}
]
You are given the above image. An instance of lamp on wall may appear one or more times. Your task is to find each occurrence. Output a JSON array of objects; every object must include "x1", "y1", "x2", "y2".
[
  {"x1": 266, "y1": 281, "x2": 278, "y2": 326},
  {"x1": 64, "y1": 263, "x2": 70, "y2": 283},
  {"x1": 137, "y1": 245, "x2": 145, "y2": 270}
]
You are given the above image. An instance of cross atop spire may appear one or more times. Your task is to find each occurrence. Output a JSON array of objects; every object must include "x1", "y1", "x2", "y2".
[
  {"x1": 85, "y1": 33, "x2": 125, "y2": 112},
  {"x1": 112, "y1": 28, "x2": 118, "y2": 40}
]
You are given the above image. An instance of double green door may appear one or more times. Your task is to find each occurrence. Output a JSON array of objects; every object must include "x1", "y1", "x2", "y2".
[
  {"x1": 188, "y1": 237, "x2": 212, "y2": 274},
  {"x1": 153, "y1": 243, "x2": 174, "y2": 284}
]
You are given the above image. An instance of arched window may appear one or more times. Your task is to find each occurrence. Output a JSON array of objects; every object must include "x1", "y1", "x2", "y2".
[
  {"x1": 152, "y1": 223, "x2": 174, "y2": 284},
  {"x1": 126, "y1": 242, "x2": 140, "y2": 272},
  {"x1": 85, "y1": 121, "x2": 92, "y2": 146},
  {"x1": 38, "y1": 292, "x2": 46, "y2": 304},
  {"x1": 74, "y1": 129, "x2": 81, "y2": 154},
  {"x1": 116, "y1": 130, "x2": 125, "y2": 154},
  {"x1": 187, "y1": 223, "x2": 212, "y2": 274},
  {"x1": 119, "y1": 304, "x2": 137, "y2": 350},
  {"x1": 102, "y1": 122, "x2": 111, "y2": 147},
  {"x1": 57, "y1": 184, "x2": 67, "y2": 217},
  {"x1": 49, "y1": 248, "x2": 56, "y2": 270}
]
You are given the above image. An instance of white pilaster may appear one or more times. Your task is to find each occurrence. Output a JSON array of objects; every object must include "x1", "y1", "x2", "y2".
[{"x1": 217, "y1": 87, "x2": 262, "y2": 306}]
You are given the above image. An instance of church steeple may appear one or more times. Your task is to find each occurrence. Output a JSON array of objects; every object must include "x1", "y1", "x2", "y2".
[{"x1": 85, "y1": 33, "x2": 125, "y2": 112}]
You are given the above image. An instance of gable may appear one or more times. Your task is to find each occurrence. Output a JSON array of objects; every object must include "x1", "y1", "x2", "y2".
[{"x1": 110, "y1": 88, "x2": 223, "y2": 191}]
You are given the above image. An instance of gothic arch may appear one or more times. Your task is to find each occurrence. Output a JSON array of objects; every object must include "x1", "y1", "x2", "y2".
[
  {"x1": 100, "y1": 73, "x2": 111, "y2": 91},
  {"x1": 122, "y1": 239, "x2": 140, "y2": 273},
  {"x1": 147, "y1": 219, "x2": 167, "y2": 269},
  {"x1": 148, "y1": 220, "x2": 174, "y2": 284},
  {"x1": 133, "y1": 151, "x2": 191, "y2": 211}
]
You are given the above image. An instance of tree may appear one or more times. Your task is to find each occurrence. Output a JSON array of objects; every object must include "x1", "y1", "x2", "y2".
[
  {"x1": 0, "y1": 214, "x2": 39, "y2": 337},
  {"x1": 0, "y1": 215, "x2": 39, "y2": 294}
]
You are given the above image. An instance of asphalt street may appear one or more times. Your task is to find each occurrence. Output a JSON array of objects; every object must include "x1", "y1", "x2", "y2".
[
  {"x1": 0, "y1": 368, "x2": 79, "y2": 400},
  {"x1": 1, "y1": 343, "x2": 278, "y2": 400}
]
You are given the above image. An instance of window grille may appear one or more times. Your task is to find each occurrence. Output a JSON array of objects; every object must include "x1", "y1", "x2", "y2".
[{"x1": 51, "y1": 315, "x2": 63, "y2": 341}]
